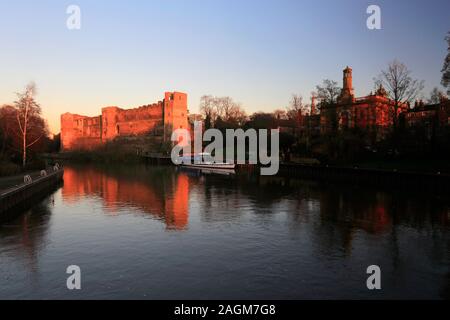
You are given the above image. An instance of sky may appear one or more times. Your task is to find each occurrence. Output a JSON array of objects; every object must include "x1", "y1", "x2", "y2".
[{"x1": 0, "y1": 0, "x2": 449, "y2": 133}]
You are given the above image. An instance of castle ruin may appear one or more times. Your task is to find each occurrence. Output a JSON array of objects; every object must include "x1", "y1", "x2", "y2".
[{"x1": 61, "y1": 92, "x2": 188, "y2": 151}]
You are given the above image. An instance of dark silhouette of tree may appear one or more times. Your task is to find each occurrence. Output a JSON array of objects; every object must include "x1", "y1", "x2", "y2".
[
  {"x1": 279, "y1": 131, "x2": 295, "y2": 162},
  {"x1": 246, "y1": 112, "x2": 277, "y2": 130},
  {"x1": 0, "y1": 105, "x2": 16, "y2": 157},
  {"x1": 273, "y1": 109, "x2": 288, "y2": 120},
  {"x1": 316, "y1": 79, "x2": 340, "y2": 106},
  {"x1": 287, "y1": 94, "x2": 309, "y2": 120},
  {"x1": 428, "y1": 87, "x2": 446, "y2": 104},
  {"x1": 199, "y1": 95, "x2": 216, "y2": 129},
  {"x1": 199, "y1": 95, "x2": 247, "y2": 129},
  {"x1": 44, "y1": 133, "x2": 61, "y2": 153},
  {"x1": 315, "y1": 80, "x2": 340, "y2": 132},
  {"x1": 442, "y1": 32, "x2": 450, "y2": 95}
]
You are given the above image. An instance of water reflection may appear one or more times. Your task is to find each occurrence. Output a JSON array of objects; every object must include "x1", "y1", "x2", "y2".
[
  {"x1": 62, "y1": 165, "x2": 190, "y2": 230},
  {"x1": 0, "y1": 164, "x2": 448, "y2": 299},
  {"x1": 62, "y1": 164, "x2": 449, "y2": 259},
  {"x1": 0, "y1": 198, "x2": 54, "y2": 289}
]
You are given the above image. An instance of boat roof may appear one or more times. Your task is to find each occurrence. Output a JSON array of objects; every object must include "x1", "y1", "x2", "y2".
[{"x1": 182, "y1": 153, "x2": 211, "y2": 156}]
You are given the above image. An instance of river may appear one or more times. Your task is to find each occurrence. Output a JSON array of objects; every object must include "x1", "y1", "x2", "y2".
[{"x1": 0, "y1": 164, "x2": 448, "y2": 299}]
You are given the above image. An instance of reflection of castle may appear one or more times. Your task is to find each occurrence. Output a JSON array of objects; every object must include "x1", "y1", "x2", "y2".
[
  {"x1": 62, "y1": 167, "x2": 189, "y2": 230},
  {"x1": 61, "y1": 92, "x2": 188, "y2": 151}
]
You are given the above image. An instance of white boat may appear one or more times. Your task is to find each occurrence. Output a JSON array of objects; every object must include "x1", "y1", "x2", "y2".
[
  {"x1": 200, "y1": 168, "x2": 235, "y2": 176},
  {"x1": 177, "y1": 153, "x2": 236, "y2": 170}
]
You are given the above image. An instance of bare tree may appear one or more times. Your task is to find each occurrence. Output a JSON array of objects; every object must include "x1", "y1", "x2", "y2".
[
  {"x1": 286, "y1": 94, "x2": 308, "y2": 120},
  {"x1": 14, "y1": 82, "x2": 46, "y2": 167},
  {"x1": 227, "y1": 103, "x2": 247, "y2": 127},
  {"x1": 315, "y1": 79, "x2": 340, "y2": 106},
  {"x1": 442, "y1": 32, "x2": 450, "y2": 95},
  {"x1": 215, "y1": 96, "x2": 234, "y2": 120},
  {"x1": 200, "y1": 95, "x2": 247, "y2": 128},
  {"x1": 273, "y1": 109, "x2": 288, "y2": 120},
  {"x1": 375, "y1": 60, "x2": 424, "y2": 127},
  {"x1": 199, "y1": 95, "x2": 217, "y2": 129}
]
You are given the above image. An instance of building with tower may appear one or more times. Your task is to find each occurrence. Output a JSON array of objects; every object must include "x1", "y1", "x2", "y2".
[
  {"x1": 61, "y1": 92, "x2": 188, "y2": 151},
  {"x1": 320, "y1": 66, "x2": 408, "y2": 141}
]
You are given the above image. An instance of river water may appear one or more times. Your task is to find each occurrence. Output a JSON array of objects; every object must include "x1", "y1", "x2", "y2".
[{"x1": 0, "y1": 164, "x2": 448, "y2": 299}]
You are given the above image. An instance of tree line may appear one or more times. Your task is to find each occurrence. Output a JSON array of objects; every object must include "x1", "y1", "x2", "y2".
[{"x1": 197, "y1": 31, "x2": 450, "y2": 164}]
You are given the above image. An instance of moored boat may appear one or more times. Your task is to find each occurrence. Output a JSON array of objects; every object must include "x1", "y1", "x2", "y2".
[{"x1": 177, "y1": 153, "x2": 236, "y2": 170}]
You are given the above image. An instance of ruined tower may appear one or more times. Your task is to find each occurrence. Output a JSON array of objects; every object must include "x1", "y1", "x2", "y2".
[
  {"x1": 60, "y1": 91, "x2": 188, "y2": 150},
  {"x1": 163, "y1": 92, "x2": 188, "y2": 141}
]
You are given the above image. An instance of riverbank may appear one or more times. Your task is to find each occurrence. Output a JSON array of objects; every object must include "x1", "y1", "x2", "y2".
[
  {"x1": 278, "y1": 162, "x2": 450, "y2": 189},
  {"x1": 0, "y1": 169, "x2": 52, "y2": 192},
  {"x1": 42, "y1": 150, "x2": 142, "y2": 164},
  {"x1": 41, "y1": 150, "x2": 450, "y2": 188},
  {"x1": 341, "y1": 158, "x2": 450, "y2": 174},
  {"x1": 0, "y1": 166, "x2": 64, "y2": 222},
  {"x1": 0, "y1": 157, "x2": 49, "y2": 177}
]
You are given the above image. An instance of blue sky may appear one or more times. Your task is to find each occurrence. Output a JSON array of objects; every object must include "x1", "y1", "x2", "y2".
[{"x1": 0, "y1": 0, "x2": 449, "y2": 132}]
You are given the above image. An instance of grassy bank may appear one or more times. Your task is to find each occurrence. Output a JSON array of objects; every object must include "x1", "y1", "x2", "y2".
[
  {"x1": 52, "y1": 149, "x2": 142, "y2": 164},
  {"x1": 0, "y1": 157, "x2": 48, "y2": 178},
  {"x1": 0, "y1": 160, "x2": 21, "y2": 177},
  {"x1": 353, "y1": 158, "x2": 450, "y2": 174},
  {"x1": 53, "y1": 138, "x2": 170, "y2": 164}
]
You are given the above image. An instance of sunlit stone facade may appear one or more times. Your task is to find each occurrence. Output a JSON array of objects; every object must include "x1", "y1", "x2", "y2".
[
  {"x1": 320, "y1": 67, "x2": 408, "y2": 140},
  {"x1": 61, "y1": 92, "x2": 188, "y2": 150}
]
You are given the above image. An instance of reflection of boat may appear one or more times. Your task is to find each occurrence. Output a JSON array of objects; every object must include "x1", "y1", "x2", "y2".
[{"x1": 177, "y1": 153, "x2": 236, "y2": 170}]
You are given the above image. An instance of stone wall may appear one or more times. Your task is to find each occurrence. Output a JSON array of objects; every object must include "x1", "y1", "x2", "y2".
[
  {"x1": 61, "y1": 113, "x2": 102, "y2": 150},
  {"x1": 101, "y1": 102, "x2": 164, "y2": 142},
  {"x1": 61, "y1": 92, "x2": 188, "y2": 151},
  {"x1": 163, "y1": 92, "x2": 189, "y2": 140}
]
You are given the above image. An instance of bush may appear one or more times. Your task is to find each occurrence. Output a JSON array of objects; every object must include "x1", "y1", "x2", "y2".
[
  {"x1": 0, "y1": 161, "x2": 21, "y2": 177},
  {"x1": 24, "y1": 158, "x2": 47, "y2": 171}
]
